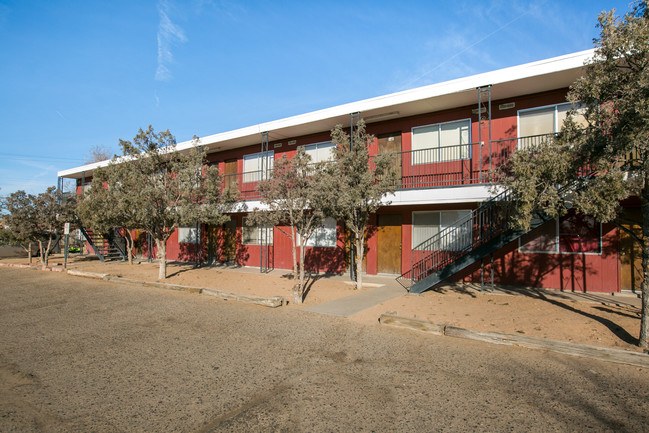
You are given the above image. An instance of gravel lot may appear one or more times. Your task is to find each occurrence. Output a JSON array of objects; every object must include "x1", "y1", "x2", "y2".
[{"x1": 1, "y1": 267, "x2": 648, "y2": 432}]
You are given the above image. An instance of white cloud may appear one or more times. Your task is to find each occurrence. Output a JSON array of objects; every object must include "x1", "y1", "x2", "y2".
[{"x1": 155, "y1": 0, "x2": 188, "y2": 82}]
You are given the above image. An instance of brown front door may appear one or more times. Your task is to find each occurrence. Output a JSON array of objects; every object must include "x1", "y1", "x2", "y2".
[
  {"x1": 377, "y1": 214, "x2": 402, "y2": 274},
  {"x1": 224, "y1": 159, "x2": 237, "y2": 189},
  {"x1": 206, "y1": 225, "x2": 219, "y2": 263},
  {"x1": 222, "y1": 218, "x2": 237, "y2": 263},
  {"x1": 620, "y1": 209, "x2": 643, "y2": 292},
  {"x1": 377, "y1": 132, "x2": 402, "y2": 185}
]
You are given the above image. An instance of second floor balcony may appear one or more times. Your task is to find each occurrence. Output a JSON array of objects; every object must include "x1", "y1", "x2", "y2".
[{"x1": 221, "y1": 134, "x2": 553, "y2": 201}]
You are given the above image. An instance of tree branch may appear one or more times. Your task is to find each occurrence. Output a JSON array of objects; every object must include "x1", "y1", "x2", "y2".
[{"x1": 612, "y1": 218, "x2": 643, "y2": 244}]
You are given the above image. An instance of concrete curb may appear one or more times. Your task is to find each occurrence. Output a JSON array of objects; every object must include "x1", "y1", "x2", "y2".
[
  {"x1": 0, "y1": 263, "x2": 39, "y2": 269},
  {"x1": 64, "y1": 270, "x2": 285, "y2": 308},
  {"x1": 202, "y1": 287, "x2": 285, "y2": 308},
  {"x1": 379, "y1": 313, "x2": 649, "y2": 369},
  {"x1": 66, "y1": 269, "x2": 110, "y2": 279},
  {"x1": 0, "y1": 263, "x2": 66, "y2": 272}
]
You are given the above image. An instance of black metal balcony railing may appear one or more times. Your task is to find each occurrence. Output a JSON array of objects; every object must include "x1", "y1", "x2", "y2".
[{"x1": 218, "y1": 134, "x2": 556, "y2": 201}]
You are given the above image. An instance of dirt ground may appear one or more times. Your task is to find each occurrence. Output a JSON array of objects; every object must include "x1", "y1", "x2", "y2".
[{"x1": 1, "y1": 253, "x2": 643, "y2": 353}]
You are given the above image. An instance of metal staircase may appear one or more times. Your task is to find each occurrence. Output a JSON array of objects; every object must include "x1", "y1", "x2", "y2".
[
  {"x1": 397, "y1": 162, "x2": 601, "y2": 294},
  {"x1": 79, "y1": 227, "x2": 126, "y2": 262},
  {"x1": 397, "y1": 190, "x2": 558, "y2": 294}
]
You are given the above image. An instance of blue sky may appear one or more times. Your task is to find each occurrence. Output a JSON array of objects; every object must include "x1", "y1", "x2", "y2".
[{"x1": 0, "y1": 0, "x2": 635, "y2": 195}]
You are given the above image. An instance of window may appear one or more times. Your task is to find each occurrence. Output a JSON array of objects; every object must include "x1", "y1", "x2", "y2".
[
  {"x1": 412, "y1": 210, "x2": 471, "y2": 250},
  {"x1": 411, "y1": 119, "x2": 470, "y2": 164},
  {"x1": 243, "y1": 151, "x2": 274, "y2": 183},
  {"x1": 518, "y1": 103, "x2": 587, "y2": 147},
  {"x1": 559, "y1": 213, "x2": 601, "y2": 254},
  {"x1": 178, "y1": 226, "x2": 200, "y2": 244},
  {"x1": 242, "y1": 217, "x2": 274, "y2": 245},
  {"x1": 301, "y1": 141, "x2": 335, "y2": 163},
  {"x1": 305, "y1": 217, "x2": 337, "y2": 248},
  {"x1": 519, "y1": 213, "x2": 601, "y2": 254},
  {"x1": 519, "y1": 221, "x2": 558, "y2": 253}
]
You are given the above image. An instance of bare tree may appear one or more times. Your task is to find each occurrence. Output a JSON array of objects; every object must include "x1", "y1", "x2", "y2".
[
  {"x1": 3, "y1": 190, "x2": 39, "y2": 263},
  {"x1": 105, "y1": 126, "x2": 236, "y2": 280},
  {"x1": 4, "y1": 187, "x2": 75, "y2": 268},
  {"x1": 77, "y1": 163, "x2": 139, "y2": 264},
  {"x1": 329, "y1": 119, "x2": 398, "y2": 290},
  {"x1": 248, "y1": 147, "x2": 331, "y2": 304},
  {"x1": 499, "y1": 2, "x2": 649, "y2": 348},
  {"x1": 85, "y1": 145, "x2": 113, "y2": 164}
]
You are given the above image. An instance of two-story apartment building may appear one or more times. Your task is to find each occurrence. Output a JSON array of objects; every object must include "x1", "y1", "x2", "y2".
[{"x1": 57, "y1": 49, "x2": 643, "y2": 295}]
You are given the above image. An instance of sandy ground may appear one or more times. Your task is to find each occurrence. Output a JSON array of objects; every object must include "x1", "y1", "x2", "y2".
[
  {"x1": 1, "y1": 253, "x2": 643, "y2": 353},
  {"x1": 3, "y1": 267, "x2": 647, "y2": 432}
]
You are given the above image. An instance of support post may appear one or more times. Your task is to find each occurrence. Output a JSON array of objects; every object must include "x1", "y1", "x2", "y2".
[
  {"x1": 196, "y1": 221, "x2": 201, "y2": 268},
  {"x1": 477, "y1": 86, "x2": 492, "y2": 182},
  {"x1": 480, "y1": 258, "x2": 484, "y2": 293},
  {"x1": 260, "y1": 131, "x2": 270, "y2": 273},
  {"x1": 57, "y1": 176, "x2": 63, "y2": 201},
  {"x1": 490, "y1": 253, "x2": 494, "y2": 293}
]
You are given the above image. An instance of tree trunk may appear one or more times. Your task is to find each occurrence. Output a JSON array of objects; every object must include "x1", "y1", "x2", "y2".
[
  {"x1": 38, "y1": 240, "x2": 44, "y2": 268},
  {"x1": 125, "y1": 230, "x2": 134, "y2": 265},
  {"x1": 27, "y1": 243, "x2": 32, "y2": 264},
  {"x1": 639, "y1": 179, "x2": 649, "y2": 349},
  {"x1": 298, "y1": 237, "x2": 306, "y2": 304},
  {"x1": 290, "y1": 226, "x2": 298, "y2": 280},
  {"x1": 156, "y1": 238, "x2": 167, "y2": 280},
  {"x1": 44, "y1": 237, "x2": 52, "y2": 268},
  {"x1": 355, "y1": 233, "x2": 364, "y2": 290}
]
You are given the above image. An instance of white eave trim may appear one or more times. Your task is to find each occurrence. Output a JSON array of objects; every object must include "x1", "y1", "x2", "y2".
[
  {"x1": 59, "y1": 49, "x2": 594, "y2": 178},
  {"x1": 192, "y1": 49, "x2": 593, "y2": 148}
]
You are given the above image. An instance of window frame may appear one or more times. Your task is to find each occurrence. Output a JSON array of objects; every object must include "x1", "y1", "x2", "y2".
[
  {"x1": 517, "y1": 102, "x2": 586, "y2": 143},
  {"x1": 411, "y1": 118, "x2": 471, "y2": 165},
  {"x1": 518, "y1": 216, "x2": 602, "y2": 255},
  {"x1": 304, "y1": 217, "x2": 337, "y2": 248},
  {"x1": 242, "y1": 217, "x2": 274, "y2": 245},
  {"x1": 178, "y1": 226, "x2": 200, "y2": 244},
  {"x1": 242, "y1": 151, "x2": 274, "y2": 184},
  {"x1": 412, "y1": 210, "x2": 471, "y2": 250},
  {"x1": 299, "y1": 141, "x2": 336, "y2": 164}
]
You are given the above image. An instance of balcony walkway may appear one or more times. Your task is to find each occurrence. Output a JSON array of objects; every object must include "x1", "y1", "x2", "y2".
[{"x1": 220, "y1": 135, "x2": 554, "y2": 202}]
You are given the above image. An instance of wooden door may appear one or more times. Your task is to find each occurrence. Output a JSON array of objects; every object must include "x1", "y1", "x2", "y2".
[
  {"x1": 620, "y1": 209, "x2": 643, "y2": 292},
  {"x1": 377, "y1": 214, "x2": 402, "y2": 274},
  {"x1": 377, "y1": 132, "x2": 402, "y2": 186},
  {"x1": 222, "y1": 218, "x2": 237, "y2": 263},
  {"x1": 206, "y1": 225, "x2": 219, "y2": 263},
  {"x1": 224, "y1": 159, "x2": 237, "y2": 189}
]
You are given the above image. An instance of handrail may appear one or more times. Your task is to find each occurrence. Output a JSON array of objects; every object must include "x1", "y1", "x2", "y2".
[
  {"x1": 402, "y1": 163, "x2": 600, "y2": 287},
  {"x1": 405, "y1": 189, "x2": 515, "y2": 285},
  {"x1": 218, "y1": 134, "x2": 558, "y2": 201}
]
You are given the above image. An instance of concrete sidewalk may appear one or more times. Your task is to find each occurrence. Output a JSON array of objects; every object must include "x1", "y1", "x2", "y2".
[{"x1": 305, "y1": 278, "x2": 406, "y2": 317}]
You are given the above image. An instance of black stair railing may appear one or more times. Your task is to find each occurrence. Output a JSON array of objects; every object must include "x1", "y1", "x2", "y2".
[
  {"x1": 79, "y1": 226, "x2": 126, "y2": 262},
  {"x1": 397, "y1": 189, "x2": 515, "y2": 289},
  {"x1": 397, "y1": 164, "x2": 600, "y2": 291}
]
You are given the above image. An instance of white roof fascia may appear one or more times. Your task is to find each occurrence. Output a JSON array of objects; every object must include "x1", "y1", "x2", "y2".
[
  {"x1": 59, "y1": 49, "x2": 593, "y2": 178},
  {"x1": 187, "y1": 49, "x2": 594, "y2": 150}
]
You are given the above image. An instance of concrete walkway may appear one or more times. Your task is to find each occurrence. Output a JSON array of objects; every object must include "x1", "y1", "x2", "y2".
[{"x1": 305, "y1": 278, "x2": 406, "y2": 317}]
